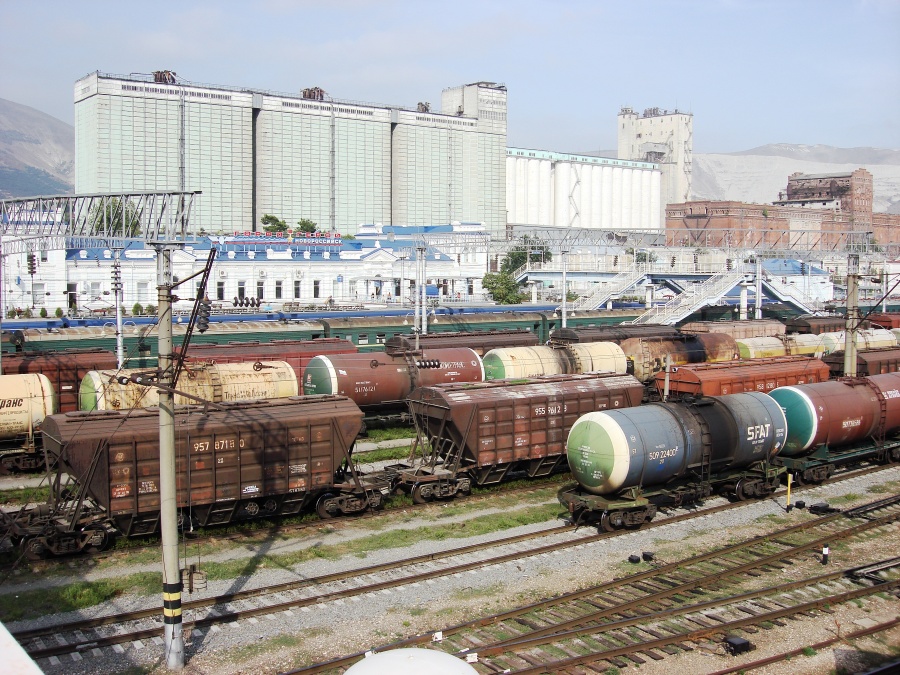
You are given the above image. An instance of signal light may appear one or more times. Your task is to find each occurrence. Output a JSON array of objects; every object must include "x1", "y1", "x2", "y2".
[
  {"x1": 197, "y1": 298, "x2": 212, "y2": 333},
  {"x1": 27, "y1": 253, "x2": 36, "y2": 275}
]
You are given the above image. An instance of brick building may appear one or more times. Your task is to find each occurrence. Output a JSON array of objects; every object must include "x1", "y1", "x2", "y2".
[{"x1": 776, "y1": 168, "x2": 873, "y2": 229}]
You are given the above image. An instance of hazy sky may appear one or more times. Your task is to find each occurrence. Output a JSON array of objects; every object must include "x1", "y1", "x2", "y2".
[{"x1": 3, "y1": 0, "x2": 898, "y2": 153}]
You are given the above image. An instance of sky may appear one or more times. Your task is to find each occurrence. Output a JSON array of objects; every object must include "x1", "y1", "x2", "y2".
[{"x1": 2, "y1": 0, "x2": 898, "y2": 153}]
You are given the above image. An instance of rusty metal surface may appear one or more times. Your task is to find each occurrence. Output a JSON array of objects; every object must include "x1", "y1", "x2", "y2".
[
  {"x1": 619, "y1": 334, "x2": 739, "y2": 382},
  {"x1": 0, "y1": 348, "x2": 117, "y2": 412},
  {"x1": 178, "y1": 338, "x2": 356, "y2": 377},
  {"x1": 549, "y1": 324, "x2": 679, "y2": 345},
  {"x1": 785, "y1": 315, "x2": 861, "y2": 334},
  {"x1": 42, "y1": 396, "x2": 363, "y2": 517},
  {"x1": 865, "y1": 312, "x2": 900, "y2": 329},
  {"x1": 679, "y1": 319, "x2": 785, "y2": 339},
  {"x1": 385, "y1": 330, "x2": 539, "y2": 356},
  {"x1": 823, "y1": 346, "x2": 900, "y2": 376},
  {"x1": 408, "y1": 373, "x2": 644, "y2": 477},
  {"x1": 653, "y1": 356, "x2": 830, "y2": 397}
]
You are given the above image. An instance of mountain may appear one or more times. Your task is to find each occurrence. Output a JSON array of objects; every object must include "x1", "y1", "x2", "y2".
[
  {"x1": 693, "y1": 144, "x2": 900, "y2": 214},
  {"x1": 0, "y1": 98, "x2": 74, "y2": 198}
]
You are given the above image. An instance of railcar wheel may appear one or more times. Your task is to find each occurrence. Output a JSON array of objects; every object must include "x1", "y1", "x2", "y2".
[
  {"x1": 599, "y1": 511, "x2": 617, "y2": 533},
  {"x1": 20, "y1": 536, "x2": 48, "y2": 561},
  {"x1": 83, "y1": 527, "x2": 109, "y2": 553},
  {"x1": 734, "y1": 481, "x2": 747, "y2": 502},
  {"x1": 412, "y1": 484, "x2": 433, "y2": 504},
  {"x1": 244, "y1": 502, "x2": 260, "y2": 517},
  {"x1": 316, "y1": 493, "x2": 339, "y2": 519}
]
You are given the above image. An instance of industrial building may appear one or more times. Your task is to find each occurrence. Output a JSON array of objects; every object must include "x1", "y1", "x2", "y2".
[
  {"x1": 618, "y1": 106, "x2": 693, "y2": 223},
  {"x1": 74, "y1": 72, "x2": 507, "y2": 238},
  {"x1": 505, "y1": 149, "x2": 661, "y2": 231}
]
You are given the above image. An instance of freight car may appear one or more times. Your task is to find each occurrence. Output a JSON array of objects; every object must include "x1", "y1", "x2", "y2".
[
  {"x1": 384, "y1": 330, "x2": 539, "y2": 356},
  {"x1": 768, "y1": 373, "x2": 900, "y2": 484},
  {"x1": 177, "y1": 338, "x2": 357, "y2": 376},
  {"x1": 619, "y1": 333, "x2": 739, "y2": 382},
  {"x1": 482, "y1": 343, "x2": 628, "y2": 380},
  {"x1": 7, "y1": 396, "x2": 388, "y2": 557},
  {"x1": 736, "y1": 329, "x2": 898, "y2": 359},
  {"x1": 785, "y1": 315, "x2": 858, "y2": 335},
  {"x1": 0, "y1": 374, "x2": 57, "y2": 472},
  {"x1": 557, "y1": 392, "x2": 787, "y2": 530},
  {"x1": 865, "y1": 312, "x2": 900, "y2": 329},
  {"x1": 678, "y1": 319, "x2": 786, "y2": 340},
  {"x1": 403, "y1": 372, "x2": 645, "y2": 502},
  {"x1": 0, "y1": 348, "x2": 119, "y2": 413},
  {"x1": 79, "y1": 361, "x2": 299, "y2": 411},
  {"x1": 302, "y1": 348, "x2": 484, "y2": 410},
  {"x1": 822, "y1": 347, "x2": 900, "y2": 377},
  {"x1": 548, "y1": 324, "x2": 680, "y2": 345},
  {"x1": 652, "y1": 356, "x2": 830, "y2": 399}
]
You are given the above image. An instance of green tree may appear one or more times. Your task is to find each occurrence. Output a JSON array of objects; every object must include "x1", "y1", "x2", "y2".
[
  {"x1": 261, "y1": 214, "x2": 287, "y2": 232},
  {"x1": 39, "y1": 307, "x2": 48, "y2": 318},
  {"x1": 501, "y1": 238, "x2": 552, "y2": 274},
  {"x1": 89, "y1": 198, "x2": 141, "y2": 237},
  {"x1": 296, "y1": 218, "x2": 318, "y2": 233},
  {"x1": 482, "y1": 272, "x2": 528, "y2": 304},
  {"x1": 132, "y1": 303, "x2": 144, "y2": 316},
  {"x1": 54, "y1": 307, "x2": 64, "y2": 318}
]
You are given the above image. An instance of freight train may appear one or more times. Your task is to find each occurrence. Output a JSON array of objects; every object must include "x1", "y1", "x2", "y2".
[{"x1": 557, "y1": 371, "x2": 900, "y2": 530}]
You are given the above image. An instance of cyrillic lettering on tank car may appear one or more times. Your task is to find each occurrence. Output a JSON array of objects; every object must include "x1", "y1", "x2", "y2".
[{"x1": 746, "y1": 424, "x2": 771, "y2": 442}]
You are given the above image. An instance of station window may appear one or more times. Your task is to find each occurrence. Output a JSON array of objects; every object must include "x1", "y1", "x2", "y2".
[
  {"x1": 216, "y1": 281, "x2": 225, "y2": 301},
  {"x1": 237, "y1": 281, "x2": 246, "y2": 300},
  {"x1": 313, "y1": 280, "x2": 320, "y2": 298},
  {"x1": 257, "y1": 281, "x2": 264, "y2": 299},
  {"x1": 275, "y1": 280, "x2": 283, "y2": 299},
  {"x1": 294, "y1": 280, "x2": 301, "y2": 298}
]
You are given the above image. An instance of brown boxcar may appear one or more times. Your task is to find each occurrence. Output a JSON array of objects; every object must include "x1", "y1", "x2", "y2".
[
  {"x1": 0, "y1": 348, "x2": 118, "y2": 413},
  {"x1": 865, "y1": 313, "x2": 900, "y2": 330},
  {"x1": 620, "y1": 334, "x2": 740, "y2": 382},
  {"x1": 178, "y1": 338, "x2": 356, "y2": 378},
  {"x1": 823, "y1": 347, "x2": 900, "y2": 377},
  {"x1": 785, "y1": 315, "x2": 863, "y2": 334},
  {"x1": 652, "y1": 356, "x2": 831, "y2": 398},
  {"x1": 678, "y1": 319, "x2": 786, "y2": 340},
  {"x1": 385, "y1": 330, "x2": 540, "y2": 356},
  {"x1": 548, "y1": 324, "x2": 679, "y2": 345},
  {"x1": 42, "y1": 396, "x2": 375, "y2": 540},
  {"x1": 403, "y1": 372, "x2": 644, "y2": 501}
]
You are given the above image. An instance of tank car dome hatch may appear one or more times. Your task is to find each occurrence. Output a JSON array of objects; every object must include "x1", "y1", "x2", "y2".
[{"x1": 344, "y1": 648, "x2": 479, "y2": 675}]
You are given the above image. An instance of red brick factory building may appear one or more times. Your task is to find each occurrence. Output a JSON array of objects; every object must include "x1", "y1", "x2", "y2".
[{"x1": 666, "y1": 168, "x2": 900, "y2": 252}]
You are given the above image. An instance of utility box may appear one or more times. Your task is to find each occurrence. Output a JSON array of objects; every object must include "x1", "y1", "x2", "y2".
[{"x1": 724, "y1": 636, "x2": 752, "y2": 656}]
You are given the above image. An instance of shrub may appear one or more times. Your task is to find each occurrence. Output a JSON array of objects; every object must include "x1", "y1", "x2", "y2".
[
  {"x1": 144, "y1": 304, "x2": 157, "y2": 316},
  {"x1": 55, "y1": 307, "x2": 64, "y2": 318},
  {"x1": 132, "y1": 303, "x2": 144, "y2": 316},
  {"x1": 39, "y1": 307, "x2": 48, "y2": 318},
  {"x1": 23, "y1": 309, "x2": 33, "y2": 318}
]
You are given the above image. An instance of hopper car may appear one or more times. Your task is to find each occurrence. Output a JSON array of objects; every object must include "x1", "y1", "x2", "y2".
[
  {"x1": 678, "y1": 319, "x2": 786, "y2": 340},
  {"x1": 558, "y1": 392, "x2": 787, "y2": 530},
  {"x1": 822, "y1": 347, "x2": 900, "y2": 377},
  {"x1": 5, "y1": 396, "x2": 392, "y2": 558},
  {"x1": 785, "y1": 315, "x2": 860, "y2": 335},
  {"x1": 863, "y1": 312, "x2": 900, "y2": 330},
  {"x1": 403, "y1": 372, "x2": 645, "y2": 502}
]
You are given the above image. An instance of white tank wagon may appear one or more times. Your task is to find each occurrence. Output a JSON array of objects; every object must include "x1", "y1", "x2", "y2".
[
  {"x1": 79, "y1": 361, "x2": 299, "y2": 411},
  {"x1": 482, "y1": 343, "x2": 627, "y2": 380},
  {"x1": 0, "y1": 374, "x2": 57, "y2": 440}
]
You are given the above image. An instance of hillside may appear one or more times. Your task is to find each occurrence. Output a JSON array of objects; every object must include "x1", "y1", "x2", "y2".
[
  {"x1": 693, "y1": 144, "x2": 900, "y2": 214},
  {"x1": 0, "y1": 98, "x2": 74, "y2": 198}
]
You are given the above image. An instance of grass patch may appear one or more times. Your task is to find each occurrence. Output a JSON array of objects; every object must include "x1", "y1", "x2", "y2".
[
  {"x1": 802, "y1": 646, "x2": 817, "y2": 657},
  {"x1": 828, "y1": 493, "x2": 862, "y2": 505},
  {"x1": 362, "y1": 427, "x2": 415, "y2": 442},
  {"x1": 0, "y1": 572, "x2": 162, "y2": 623},
  {"x1": 0, "y1": 485, "x2": 51, "y2": 506},
  {"x1": 354, "y1": 445, "x2": 413, "y2": 464}
]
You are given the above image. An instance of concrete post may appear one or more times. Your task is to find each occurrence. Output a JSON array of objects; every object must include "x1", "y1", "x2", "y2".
[
  {"x1": 157, "y1": 246, "x2": 184, "y2": 670},
  {"x1": 739, "y1": 283, "x2": 748, "y2": 321}
]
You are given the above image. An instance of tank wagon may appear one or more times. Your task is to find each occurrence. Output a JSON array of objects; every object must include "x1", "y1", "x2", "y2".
[
  {"x1": 620, "y1": 333, "x2": 739, "y2": 382},
  {"x1": 482, "y1": 343, "x2": 628, "y2": 380},
  {"x1": 302, "y1": 348, "x2": 484, "y2": 410},
  {"x1": 0, "y1": 374, "x2": 57, "y2": 472},
  {"x1": 384, "y1": 330, "x2": 539, "y2": 356},
  {"x1": 678, "y1": 319, "x2": 786, "y2": 340},
  {"x1": 823, "y1": 347, "x2": 900, "y2": 377},
  {"x1": 548, "y1": 324, "x2": 679, "y2": 345},
  {"x1": 558, "y1": 392, "x2": 787, "y2": 530},
  {"x1": 177, "y1": 338, "x2": 356, "y2": 378},
  {"x1": 652, "y1": 356, "x2": 830, "y2": 399},
  {"x1": 80, "y1": 361, "x2": 299, "y2": 411},
  {"x1": 736, "y1": 329, "x2": 897, "y2": 360},
  {"x1": 10, "y1": 396, "x2": 385, "y2": 557},
  {"x1": 403, "y1": 373, "x2": 644, "y2": 502},
  {"x1": 768, "y1": 372, "x2": 900, "y2": 484},
  {"x1": 1, "y1": 348, "x2": 119, "y2": 413}
]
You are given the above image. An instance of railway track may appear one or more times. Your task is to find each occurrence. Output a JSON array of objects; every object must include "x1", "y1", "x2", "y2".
[
  {"x1": 288, "y1": 493, "x2": 900, "y2": 674},
  {"x1": 14, "y1": 470, "x2": 900, "y2": 666}
]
